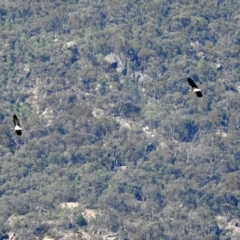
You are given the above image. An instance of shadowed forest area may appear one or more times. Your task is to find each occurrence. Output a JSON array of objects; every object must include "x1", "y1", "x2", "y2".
[{"x1": 0, "y1": 0, "x2": 239, "y2": 239}]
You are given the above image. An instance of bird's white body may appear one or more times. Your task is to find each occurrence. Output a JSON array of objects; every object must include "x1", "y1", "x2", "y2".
[
  {"x1": 193, "y1": 88, "x2": 201, "y2": 92},
  {"x1": 14, "y1": 125, "x2": 22, "y2": 130}
]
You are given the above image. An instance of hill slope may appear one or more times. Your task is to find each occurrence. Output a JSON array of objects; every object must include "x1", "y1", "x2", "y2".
[{"x1": 0, "y1": 0, "x2": 239, "y2": 239}]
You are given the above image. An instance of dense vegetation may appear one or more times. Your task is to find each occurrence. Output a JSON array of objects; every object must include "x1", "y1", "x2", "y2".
[{"x1": 0, "y1": 0, "x2": 239, "y2": 239}]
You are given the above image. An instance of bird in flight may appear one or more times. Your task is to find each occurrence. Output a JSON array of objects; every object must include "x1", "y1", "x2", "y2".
[
  {"x1": 187, "y1": 78, "x2": 202, "y2": 97},
  {"x1": 13, "y1": 114, "x2": 23, "y2": 135}
]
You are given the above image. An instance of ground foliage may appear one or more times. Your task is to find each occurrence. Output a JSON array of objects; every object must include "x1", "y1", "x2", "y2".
[{"x1": 0, "y1": 0, "x2": 239, "y2": 239}]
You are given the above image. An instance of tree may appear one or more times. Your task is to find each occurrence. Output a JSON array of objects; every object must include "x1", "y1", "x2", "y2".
[{"x1": 76, "y1": 214, "x2": 87, "y2": 227}]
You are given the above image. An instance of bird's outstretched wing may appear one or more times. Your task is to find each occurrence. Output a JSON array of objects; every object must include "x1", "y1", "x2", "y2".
[
  {"x1": 13, "y1": 114, "x2": 21, "y2": 127},
  {"x1": 187, "y1": 78, "x2": 199, "y2": 89},
  {"x1": 195, "y1": 91, "x2": 203, "y2": 97},
  {"x1": 16, "y1": 130, "x2": 22, "y2": 135}
]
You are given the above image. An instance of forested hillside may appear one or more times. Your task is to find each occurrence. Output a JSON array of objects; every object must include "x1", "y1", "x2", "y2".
[{"x1": 0, "y1": 0, "x2": 239, "y2": 239}]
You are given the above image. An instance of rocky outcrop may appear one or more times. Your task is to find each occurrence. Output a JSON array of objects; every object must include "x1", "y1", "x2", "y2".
[
  {"x1": 7, "y1": 232, "x2": 18, "y2": 240},
  {"x1": 104, "y1": 53, "x2": 125, "y2": 73},
  {"x1": 23, "y1": 64, "x2": 31, "y2": 77}
]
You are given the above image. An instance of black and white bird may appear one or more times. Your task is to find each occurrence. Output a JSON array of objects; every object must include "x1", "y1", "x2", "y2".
[
  {"x1": 187, "y1": 77, "x2": 203, "y2": 97},
  {"x1": 13, "y1": 114, "x2": 23, "y2": 135}
]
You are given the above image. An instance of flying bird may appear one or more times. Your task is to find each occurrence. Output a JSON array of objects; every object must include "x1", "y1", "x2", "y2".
[
  {"x1": 187, "y1": 78, "x2": 202, "y2": 97},
  {"x1": 13, "y1": 114, "x2": 23, "y2": 135}
]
